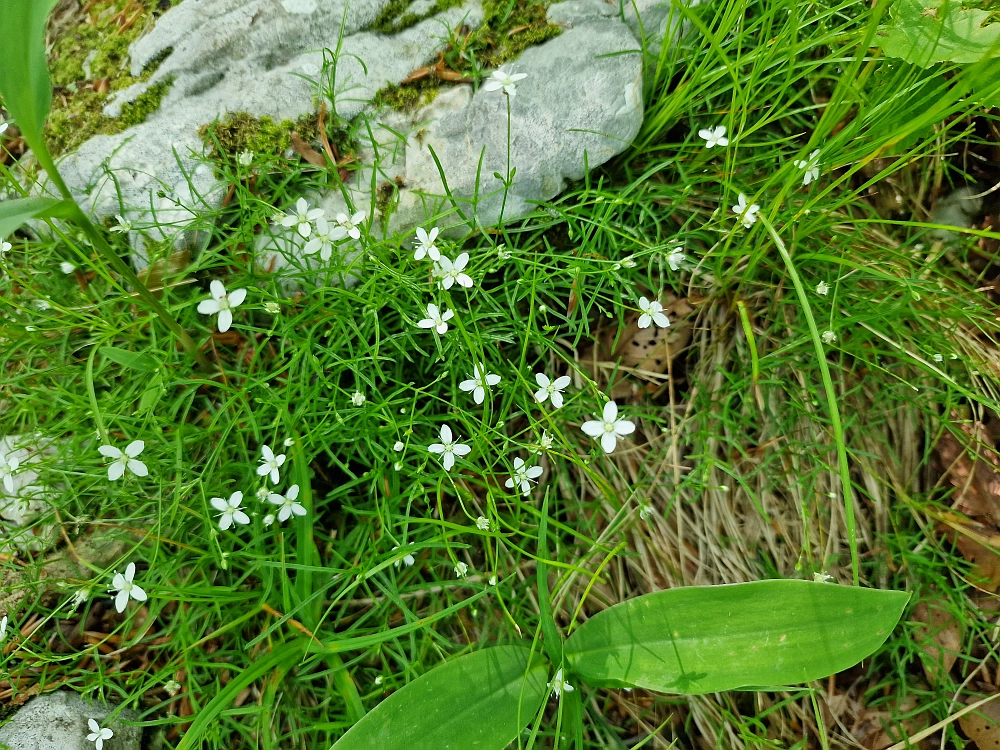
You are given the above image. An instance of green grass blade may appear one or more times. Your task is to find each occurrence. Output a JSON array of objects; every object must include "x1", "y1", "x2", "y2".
[
  {"x1": 564, "y1": 580, "x2": 908, "y2": 695},
  {"x1": 331, "y1": 646, "x2": 550, "y2": 750}
]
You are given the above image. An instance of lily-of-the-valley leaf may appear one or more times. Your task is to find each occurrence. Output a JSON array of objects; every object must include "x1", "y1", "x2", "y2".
[
  {"x1": 0, "y1": 0, "x2": 58, "y2": 147},
  {"x1": 563, "y1": 580, "x2": 909, "y2": 695},
  {"x1": 879, "y1": 0, "x2": 1000, "y2": 66},
  {"x1": 331, "y1": 646, "x2": 549, "y2": 750},
  {"x1": 0, "y1": 197, "x2": 76, "y2": 240}
]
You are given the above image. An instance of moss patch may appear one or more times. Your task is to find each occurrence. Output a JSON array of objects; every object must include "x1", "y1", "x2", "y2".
[
  {"x1": 371, "y1": 0, "x2": 467, "y2": 34},
  {"x1": 371, "y1": 0, "x2": 561, "y2": 112},
  {"x1": 45, "y1": 0, "x2": 177, "y2": 156},
  {"x1": 199, "y1": 111, "x2": 343, "y2": 162}
]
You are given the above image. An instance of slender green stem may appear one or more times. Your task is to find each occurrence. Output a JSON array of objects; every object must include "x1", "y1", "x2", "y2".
[{"x1": 32, "y1": 146, "x2": 214, "y2": 372}]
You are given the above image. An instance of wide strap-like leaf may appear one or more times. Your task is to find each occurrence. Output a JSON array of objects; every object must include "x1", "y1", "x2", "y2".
[
  {"x1": 564, "y1": 580, "x2": 909, "y2": 695},
  {"x1": 331, "y1": 646, "x2": 549, "y2": 750},
  {"x1": 0, "y1": 0, "x2": 58, "y2": 147},
  {"x1": 0, "y1": 197, "x2": 74, "y2": 239}
]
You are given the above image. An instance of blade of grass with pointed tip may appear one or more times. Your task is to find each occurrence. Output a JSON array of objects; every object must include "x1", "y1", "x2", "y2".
[
  {"x1": 0, "y1": 197, "x2": 75, "y2": 239},
  {"x1": 332, "y1": 646, "x2": 549, "y2": 750},
  {"x1": 564, "y1": 580, "x2": 908, "y2": 695},
  {"x1": 0, "y1": 0, "x2": 57, "y2": 148}
]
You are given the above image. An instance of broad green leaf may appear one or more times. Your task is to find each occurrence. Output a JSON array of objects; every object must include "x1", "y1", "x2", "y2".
[
  {"x1": 0, "y1": 197, "x2": 74, "y2": 239},
  {"x1": 100, "y1": 346, "x2": 161, "y2": 373},
  {"x1": 332, "y1": 647, "x2": 549, "y2": 750},
  {"x1": 879, "y1": 0, "x2": 1000, "y2": 66},
  {"x1": 0, "y1": 0, "x2": 58, "y2": 147},
  {"x1": 564, "y1": 580, "x2": 909, "y2": 695}
]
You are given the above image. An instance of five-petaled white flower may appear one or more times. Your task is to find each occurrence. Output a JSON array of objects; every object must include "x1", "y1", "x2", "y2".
[
  {"x1": 60, "y1": 261, "x2": 76, "y2": 274},
  {"x1": 197, "y1": 279, "x2": 247, "y2": 333},
  {"x1": 582, "y1": 401, "x2": 635, "y2": 454},
  {"x1": 483, "y1": 67, "x2": 527, "y2": 98},
  {"x1": 454, "y1": 561, "x2": 469, "y2": 577},
  {"x1": 109, "y1": 215, "x2": 132, "y2": 233},
  {"x1": 793, "y1": 149, "x2": 821, "y2": 185},
  {"x1": 816, "y1": 281, "x2": 830, "y2": 296},
  {"x1": 698, "y1": 125, "x2": 729, "y2": 148},
  {"x1": 303, "y1": 218, "x2": 340, "y2": 261},
  {"x1": 99, "y1": 440, "x2": 148, "y2": 481},
  {"x1": 211, "y1": 491, "x2": 250, "y2": 531},
  {"x1": 268, "y1": 484, "x2": 306, "y2": 522},
  {"x1": 666, "y1": 245, "x2": 685, "y2": 271},
  {"x1": 417, "y1": 303, "x2": 454, "y2": 334},
  {"x1": 822, "y1": 330, "x2": 837, "y2": 344},
  {"x1": 87, "y1": 719, "x2": 114, "y2": 750},
  {"x1": 280, "y1": 198, "x2": 325, "y2": 238},
  {"x1": 732, "y1": 193, "x2": 760, "y2": 228},
  {"x1": 237, "y1": 151, "x2": 254, "y2": 166},
  {"x1": 505, "y1": 457, "x2": 543, "y2": 496},
  {"x1": 351, "y1": 391, "x2": 366, "y2": 406},
  {"x1": 0, "y1": 449, "x2": 19, "y2": 493},
  {"x1": 459, "y1": 364, "x2": 501, "y2": 405},
  {"x1": 414, "y1": 227, "x2": 441, "y2": 261},
  {"x1": 434, "y1": 253, "x2": 474, "y2": 290},
  {"x1": 534, "y1": 373, "x2": 571, "y2": 409},
  {"x1": 111, "y1": 562, "x2": 147, "y2": 613},
  {"x1": 637, "y1": 297, "x2": 670, "y2": 329},
  {"x1": 427, "y1": 424, "x2": 471, "y2": 471},
  {"x1": 257, "y1": 444, "x2": 286, "y2": 484},
  {"x1": 335, "y1": 211, "x2": 366, "y2": 241},
  {"x1": 476, "y1": 516, "x2": 490, "y2": 531},
  {"x1": 548, "y1": 668, "x2": 574, "y2": 698},
  {"x1": 392, "y1": 545, "x2": 415, "y2": 568}
]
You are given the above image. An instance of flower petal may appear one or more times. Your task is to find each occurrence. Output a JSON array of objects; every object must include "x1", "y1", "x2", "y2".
[
  {"x1": 600, "y1": 432, "x2": 618, "y2": 453},
  {"x1": 125, "y1": 440, "x2": 144, "y2": 458},
  {"x1": 210, "y1": 279, "x2": 226, "y2": 300},
  {"x1": 197, "y1": 299, "x2": 221, "y2": 314},
  {"x1": 130, "y1": 584, "x2": 147, "y2": 602},
  {"x1": 581, "y1": 420, "x2": 603, "y2": 437},
  {"x1": 535, "y1": 373, "x2": 550, "y2": 388},
  {"x1": 602, "y1": 400, "x2": 618, "y2": 422},
  {"x1": 553, "y1": 376, "x2": 571, "y2": 390},
  {"x1": 115, "y1": 589, "x2": 129, "y2": 613},
  {"x1": 217, "y1": 308, "x2": 233, "y2": 333},
  {"x1": 98, "y1": 445, "x2": 122, "y2": 459},
  {"x1": 108, "y1": 461, "x2": 125, "y2": 481},
  {"x1": 440, "y1": 424, "x2": 453, "y2": 443},
  {"x1": 453, "y1": 443, "x2": 472, "y2": 457},
  {"x1": 228, "y1": 288, "x2": 247, "y2": 307},
  {"x1": 210, "y1": 497, "x2": 229, "y2": 512},
  {"x1": 128, "y1": 459, "x2": 148, "y2": 477}
]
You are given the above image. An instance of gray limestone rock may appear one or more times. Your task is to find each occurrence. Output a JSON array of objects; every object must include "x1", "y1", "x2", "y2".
[
  {"x1": 259, "y1": 0, "x2": 644, "y2": 281},
  {"x1": 0, "y1": 435, "x2": 56, "y2": 553},
  {"x1": 47, "y1": 0, "x2": 483, "y2": 270},
  {"x1": 0, "y1": 692, "x2": 141, "y2": 750}
]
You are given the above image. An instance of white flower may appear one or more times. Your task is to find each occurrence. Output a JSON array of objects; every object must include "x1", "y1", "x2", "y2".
[
  {"x1": 374, "y1": 675, "x2": 383, "y2": 685},
  {"x1": 793, "y1": 149, "x2": 821, "y2": 185},
  {"x1": 0, "y1": 449, "x2": 20, "y2": 493},
  {"x1": 548, "y1": 668, "x2": 574, "y2": 698},
  {"x1": 534, "y1": 373, "x2": 571, "y2": 408},
  {"x1": 0, "y1": 122, "x2": 7, "y2": 136},
  {"x1": 264, "y1": 301, "x2": 281, "y2": 314},
  {"x1": 414, "y1": 227, "x2": 441, "y2": 261},
  {"x1": 256, "y1": 486, "x2": 270, "y2": 500},
  {"x1": 505, "y1": 457, "x2": 543, "y2": 496},
  {"x1": 821, "y1": 330, "x2": 837, "y2": 344},
  {"x1": 816, "y1": 281, "x2": 830, "y2": 296},
  {"x1": 427, "y1": 424, "x2": 471, "y2": 471},
  {"x1": 111, "y1": 562, "x2": 147, "y2": 613},
  {"x1": 933, "y1": 353, "x2": 944, "y2": 362},
  {"x1": 621, "y1": 255, "x2": 637, "y2": 269},
  {"x1": 539, "y1": 431, "x2": 554, "y2": 451},
  {"x1": 283, "y1": 437, "x2": 294, "y2": 447},
  {"x1": 698, "y1": 125, "x2": 729, "y2": 148},
  {"x1": 87, "y1": 719, "x2": 114, "y2": 750},
  {"x1": 666, "y1": 246, "x2": 685, "y2": 271},
  {"x1": 98, "y1": 440, "x2": 148, "y2": 481},
  {"x1": 488, "y1": 575, "x2": 498, "y2": 586},
  {"x1": 459, "y1": 364, "x2": 501, "y2": 405},
  {"x1": 483, "y1": 67, "x2": 527, "y2": 97},
  {"x1": 263, "y1": 514, "x2": 276, "y2": 526},
  {"x1": 393, "y1": 441, "x2": 404, "y2": 452},
  {"x1": 0, "y1": 616, "x2": 7, "y2": 640},
  {"x1": 434, "y1": 253, "x2": 474, "y2": 290},
  {"x1": 237, "y1": 151, "x2": 254, "y2": 166},
  {"x1": 582, "y1": 401, "x2": 635, "y2": 454},
  {"x1": 0, "y1": 240, "x2": 10, "y2": 255},
  {"x1": 109, "y1": 215, "x2": 131, "y2": 233},
  {"x1": 71, "y1": 589, "x2": 89, "y2": 608},
  {"x1": 454, "y1": 561, "x2": 469, "y2": 577},
  {"x1": 335, "y1": 210, "x2": 366, "y2": 241},
  {"x1": 392, "y1": 545, "x2": 415, "y2": 568},
  {"x1": 496, "y1": 244, "x2": 511, "y2": 260},
  {"x1": 268, "y1": 484, "x2": 306, "y2": 522},
  {"x1": 197, "y1": 279, "x2": 247, "y2": 333},
  {"x1": 813, "y1": 571, "x2": 834, "y2": 583},
  {"x1": 637, "y1": 296, "x2": 670, "y2": 329},
  {"x1": 280, "y1": 198, "x2": 325, "y2": 238},
  {"x1": 163, "y1": 679, "x2": 182, "y2": 697},
  {"x1": 257, "y1": 444, "x2": 286, "y2": 484},
  {"x1": 417, "y1": 303, "x2": 454, "y2": 334},
  {"x1": 351, "y1": 391, "x2": 366, "y2": 407},
  {"x1": 303, "y1": 218, "x2": 341, "y2": 261},
  {"x1": 60, "y1": 261, "x2": 76, "y2": 274},
  {"x1": 211, "y1": 491, "x2": 250, "y2": 531},
  {"x1": 732, "y1": 194, "x2": 760, "y2": 228},
  {"x1": 476, "y1": 516, "x2": 490, "y2": 531}
]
